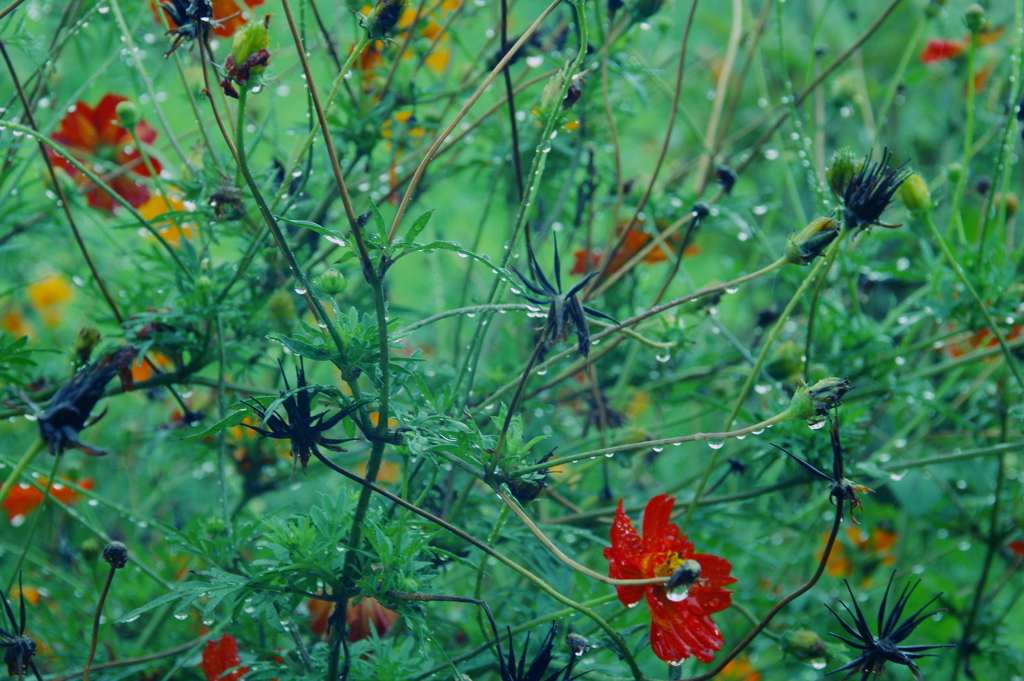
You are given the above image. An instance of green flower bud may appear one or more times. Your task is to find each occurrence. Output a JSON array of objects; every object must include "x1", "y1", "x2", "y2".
[
  {"x1": 366, "y1": 0, "x2": 409, "y2": 41},
  {"x1": 81, "y1": 538, "x2": 102, "y2": 562},
  {"x1": 231, "y1": 16, "x2": 271, "y2": 76},
  {"x1": 786, "y1": 629, "x2": 827, "y2": 660},
  {"x1": 785, "y1": 217, "x2": 840, "y2": 265},
  {"x1": 115, "y1": 100, "x2": 138, "y2": 129},
  {"x1": 945, "y1": 162, "x2": 964, "y2": 186},
  {"x1": 72, "y1": 326, "x2": 101, "y2": 367},
  {"x1": 766, "y1": 341, "x2": 805, "y2": 380},
  {"x1": 789, "y1": 377, "x2": 852, "y2": 421},
  {"x1": 826, "y1": 148, "x2": 860, "y2": 199},
  {"x1": 319, "y1": 268, "x2": 347, "y2": 295},
  {"x1": 897, "y1": 173, "x2": 932, "y2": 215},
  {"x1": 963, "y1": 4, "x2": 986, "y2": 33}
]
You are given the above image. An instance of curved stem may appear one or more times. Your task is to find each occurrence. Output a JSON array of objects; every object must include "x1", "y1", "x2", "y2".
[{"x1": 82, "y1": 565, "x2": 117, "y2": 681}]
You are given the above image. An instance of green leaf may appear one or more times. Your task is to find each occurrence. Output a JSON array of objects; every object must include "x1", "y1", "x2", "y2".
[
  {"x1": 399, "y1": 241, "x2": 515, "y2": 281},
  {"x1": 404, "y1": 209, "x2": 434, "y2": 243},
  {"x1": 368, "y1": 200, "x2": 387, "y2": 243},
  {"x1": 273, "y1": 333, "x2": 333, "y2": 361},
  {"x1": 180, "y1": 410, "x2": 249, "y2": 441},
  {"x1": 275, "y1": 215, "x2": 348, "y2": 248}
]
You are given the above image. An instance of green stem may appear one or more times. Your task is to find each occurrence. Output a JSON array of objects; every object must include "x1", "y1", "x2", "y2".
[
  {"x1": 5, "y1": 453, "x2": 60, "y2": 592},
  {"x1": 949, "y1": 30, "x2": 978, "y2": 244},
  {"x1": 679, "y1": 236, "x2": 843, "y2": 534},
  {"x1": 921, "y1": 211, "x2": 1024, "y2": 390},
  {"x1": 0, "y1": 437, "x2": 44, "y2": 509}
]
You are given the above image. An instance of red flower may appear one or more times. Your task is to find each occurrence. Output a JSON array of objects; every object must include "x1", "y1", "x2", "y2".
[
  {"x1": 151, "y1": 0, "x2": 267, "y2": 38},
  {"x1": 920, "y1": 38, "x2": 965, "y2": 64},
  {"x1": 49, "y1": 94, "x2": 161, "y2": 212},
  {"x1": 202, "y1": 634, "x2": 249, "y2": 681},
  {"x1": 3, "y1": 478, "x2": 94, "y2": 523},
  {"x1": 604, "y1": 495, "x2": 736, "y2": 665},
  {"x1": 571, "y1": 226, "x2": 699, "y2": 276},
  {"x1": 307, "y1": 596, "x2": 400, "y2": 642},
  {"x1": 1008, "y1": 539, "x2": 1024, "y2": 558}
]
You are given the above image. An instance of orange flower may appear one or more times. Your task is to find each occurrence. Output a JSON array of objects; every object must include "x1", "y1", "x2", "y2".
[
  {"x1": 2, "y1": 307, "x2": 32, "y2": 337},
  {"x1": 307, "y1": 596, "x2": 400, "y2": 642},
  {"x1": 152, "y1": 0, "x2": 266, "y2": 38},
  {"x1": 3, "y1": 478, "x2": 94, "y2": 523},
  {"x1": 721, "y1": 656, "x2": 761, "y2": 681},
  {"x1": 139, "y1": 192, "x2": 197, "y2": 246},
  {"x1": 201, "y1": 634, "x2": 248, "y2": 681},
  {"x1": 920, "y1": 38, "x2": 964, "y2": 64},
  {"x1": 27, "y1": 274, "x2": 73, "y2": 328},
  {"x1": 571, "y1": 226, "x2": 699, "y2": 276},
  {"x1": 822, "y1": 525, "x2": 898, "y2": 578},
  {"x1": 49, "y1": 94, "x2": 161, "y2": 212},
  {"x1": 129, "y1": 352, "x2": 173, "y2": 383}
]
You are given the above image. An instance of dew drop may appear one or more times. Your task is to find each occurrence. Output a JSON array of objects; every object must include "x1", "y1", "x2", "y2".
[
  {"x1": 808, "y1": 418, "x2": 826, "y2": 431},
  {"x1": 294, "y1": 288, "x2": 307, "y2": 295},
  {"x1": 708, "y1": 437, "x2": 725, "y2": 450}
]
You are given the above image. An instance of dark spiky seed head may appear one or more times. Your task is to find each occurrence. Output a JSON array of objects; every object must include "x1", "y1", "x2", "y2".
[
  {"x1": 841, "y1": 149, "x2": 911, "y2": 230},
  {"x1": 716, "y1": 165, "x2": 738, "y2": 194},
  {"x1": 103, "y1": 541, "x2": 128, "y2": 569}
]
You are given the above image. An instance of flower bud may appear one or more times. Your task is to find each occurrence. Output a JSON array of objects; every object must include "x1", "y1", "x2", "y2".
[
  {"x1": 103, "y1": 541, "x2": 128, "y2": 569},
  {"x1": 826, "y1": 148, "x2": 860, "y2": 198},
  {"x1": 963, "y1": 4, "x2": 986, "y2": 33},
  {"x1": 785, "y1": 217, "x2": 840, "y2": 265},
  {"x1": 72, "y1": 326, "x2": 101, "y2": 367},
  {"x1": 995, "y1": 192, "x2": 1019, "y2": 220},
  {"x1": 786, "y1": 629, "x2": 827, "y2": 660},
  {"x1": 319, "y1": 268, "x2": 347, "y2": 295},
  {"x1": 81, "y1": 538, "x2": 101, "y2": 562},
  {"x1": 766, "y1": 341, "x2": 804, "y2": 380},
  {"x1": 897, "y1": 173, "x2": 932, "y2": 215},
  {"x1": 789, "y1": 377, "x2": 852, "y2": 421},
  {"x1": 566, "y1": 633, "x2": 590, "y2": 657},
  {"x1": 366, "y1": 0, "x2": 409, "y2": 40},
  {"x1": 231, "y1": 15, "x2": 271, "y2": 76},
  {"x1": 945, "y1": 162, "x2": 964, "y2": 186},
  {"x1": 115, "y1": 100, "x2": 138, "y2": 129}
]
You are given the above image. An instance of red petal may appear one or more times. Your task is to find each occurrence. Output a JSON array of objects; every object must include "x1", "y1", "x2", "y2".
[
  {"x1": 692, "y1": 553, "x2": 737, "y2": 588},
  {"x1": 55, "y1": 101, "x2": 100, "y2": 153},
  {"x1": 605, "y1": 499, "x2": 646, "y2": 606},
  {"x1": 202, "y1": 635, "x2": 249, "y2": 681},
  {"x1": 646, "y1": 588, "x2": 724, "y2": 664},
  {"x1": 920, "y1": 39, "x2": 964, "y2": 64},
  {"x1": 93, "y1": 94, "x2": 129, "y2": 148},
  {"x1": 641, "y1": 495, "x2": 694, "y2": 557}
]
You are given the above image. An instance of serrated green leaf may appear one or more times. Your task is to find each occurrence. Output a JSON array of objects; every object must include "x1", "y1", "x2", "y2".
[
  {"x1": 273, "y1": 333, "x2": 332, "y2": 361},
  {"x1": 405, "y1": 209, "x2": 434, "y2": 243},
  {"x1": 179, "y1": 410, "x2": 249, "y2": 441}
]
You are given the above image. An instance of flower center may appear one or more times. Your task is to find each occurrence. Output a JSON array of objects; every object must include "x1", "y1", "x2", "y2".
[{"x1": 654, "y1": 552, "x2": 685, "y2": 578}]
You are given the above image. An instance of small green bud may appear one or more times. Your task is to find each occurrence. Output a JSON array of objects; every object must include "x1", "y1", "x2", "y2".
[
  {"x1": 786, "y1": 629, "x2": 827, "y2": 660},
  {"x1": 194, "y1": 275, "x2": 213, "y2": 298},
  {"x1": 72, "y1": 326, "x2": 101, "y2": 367},
  {"x1": 81, "y1": 538, "x2": 102, "y2": 562},
  {"x1": 319, "y1": 268, "x2": 347, "y2": 295},
  {"x1": 231, "y1": 16, "x2": 271, "y2": 75},
  {"x1": 366, "y1": 0, "x2": 409, "y2": 40},
  {"x1": 766, "y1": 341, "x2": 805, "y2": 380},
  {"x1": 630, "y1": 0, "x2": 666, "y2": 22},
  {"x1": 897, "y1": 173, "x2": 932, "y2": 214},
  {"x1": 536, "y1": 64, "x2": 572, "y2": 122},
  {"x1": 103, "y1": 541, "x2": 129, "y2": 569},
  {"x1": 115, "y1": 100, "x2": 138, "y2": 129},
  {"x1": 945, "y1": 162, "x2": 964, "y2": 186},
  {"x1": 785, "y1": 217, "x2": 840, "y2": 265},
  {"x1": 963, "y1": 4, "x2": 986, "y2": 33},
  {"x1": 826, "y1": 148, "x2": 861, "y2": 198},
  {"x1": 789, "y1": 377, "x2": 852, "y2": 421}
]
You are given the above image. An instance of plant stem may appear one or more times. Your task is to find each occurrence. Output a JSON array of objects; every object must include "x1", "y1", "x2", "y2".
[
  {"x1": 82, "y1": 564, "x2": 117, "y2": 681},
  {"x1": 0, "y1": 438, "x2": 44, "y2": 509},
  {"x1": 949, "y1": 30, "x2": 978, "y2": 244}
]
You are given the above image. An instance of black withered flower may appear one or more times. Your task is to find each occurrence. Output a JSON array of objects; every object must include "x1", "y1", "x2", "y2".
[
  {"x1": 32, "y1": 345, "x2": 137, "y2": 456},
  {"x1": 1, "y1": 574, "x2": 43, "y2": 681},
  {"x1": 497, "y1": 623, "x2": 588, "y2": 681},
  {"x1": 716, "y1": 165, "x2": 738, "y2": 194},
  {"x1": 842, "y1": 148, "x2": 911, "y2": 231},
  {"x1": 243, "y1": 359, "x2": 362, "y2": 473},
  {"x1": 826, "y1": 572, "x2": 953, "y2": 680},
  {"x1": 159, "y1": 0, "x2": 214, "y2": 57},
  {"x1": 771, "y1": 415, "x2": 872, "y2": 523},
  {"x1": 511, "y1": 242, "x2": 617, "y2": 359}
]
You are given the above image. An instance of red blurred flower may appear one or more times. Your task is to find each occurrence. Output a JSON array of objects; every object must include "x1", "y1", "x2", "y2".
[
  {"x1": 1008, "y1": 539, "x2": 1024, "y2": 558},
  {"x1": 3, "y1": 478, "x2": 94, "y2": 523},
  {"x1": 920, "y1": 39, "x2": 964, "y2": 64},
  {"x1": 202, "y1": 634, "x2": 248, "y2": 681},
  {"x1": 151, "y1": 0, "x2": 266, "y2": 38},
  {"x1": 48, "y1": 94, "x2": 161, "y2": 212},
  {"x1": 604, "y1": 495, "x2": 735, "y2": 665}
]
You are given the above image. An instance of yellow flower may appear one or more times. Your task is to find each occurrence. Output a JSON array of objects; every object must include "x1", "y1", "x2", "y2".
[{"x1": 139, "y1": 191, "x2": 197, "y2": 246}]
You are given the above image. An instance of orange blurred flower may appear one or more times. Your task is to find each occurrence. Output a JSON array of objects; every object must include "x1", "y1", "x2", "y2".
[
  {"x1": 3, "y1": 477, "x2": 94, "y2": 524},
  {"x1": 139, "y1": 191, "x2": 197, "y2": 246},
  {"x1": 1008, "y1": 539, "x2": 1024, "y2": 557},
  {"x1": 27, "y1": 273, "x2": 73, "y2": 328},
  {"x1": 721, "y1": 656, "x2": 761, "y2": 681},
  {"x1": 49, "y1": 94, "x2": 162, "y2": 212},
  {"x1": 822, "y1": 525, "x2": 898, "y2": 578},
  {"x1": 307, "y1": 596, "x2": 400, "y2": 642},
  {"x1": 920, "y1": 25, "x2": 1005, "y2": 64},
  {"x1": 201, "y1": 634, "x2": 248, "y2": 681},
  {"x1": 571, "y1": 225, "x2": 699, "y2": 276},
  {"x1": 129, "y1": 352, "x2": 173, "y2": 383},
  {"x1": 151, "y1": 0, "x2": 266, "y2": 39},
  {"x1": 2, "y1": 307, "x2": 33, "y2": 337}
]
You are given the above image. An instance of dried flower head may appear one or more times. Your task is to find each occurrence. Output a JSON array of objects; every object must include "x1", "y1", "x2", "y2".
[
  {"x1": 159, "y1": 0, "x2": 214, "y2": 56},
  {"x1": 842, "y1": 149, "x2": 911, "y2": 231},
  {"x1": 32, "y1": 346, "x2": 137, "y2": 456},
  {"x1": 826, "y1": 572, "x2": 953, "y2": 680},
  {"x1": 243, "y1": 359, "x2": 362, "y2": 472},
  {"x1": 785, "y1": 217, "x2": 840, "y2": 265},
  {"x1": 1, "y1": 575, "x2": 43, "y2": 681},
  {"x1": 511, "y1": 242, "x2": 617, "y2": 358}
]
